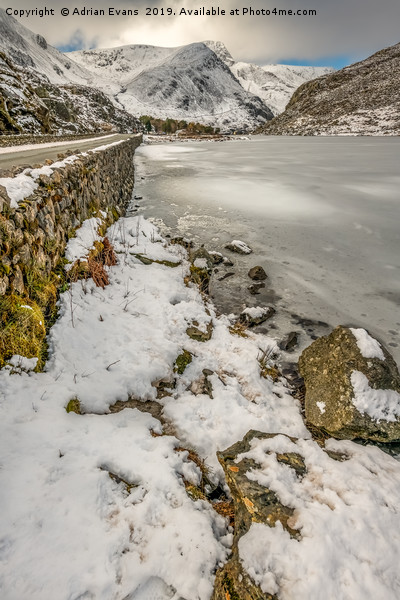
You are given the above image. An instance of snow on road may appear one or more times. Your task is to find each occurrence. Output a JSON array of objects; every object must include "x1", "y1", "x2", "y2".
[{"x1": 0, "y1": 134, "x2": 116, "y2": 155}]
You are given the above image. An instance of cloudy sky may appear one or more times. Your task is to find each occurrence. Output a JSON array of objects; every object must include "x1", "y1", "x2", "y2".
[{"x1": 1, "y1": 0, "x2": 399, "y2": 68}]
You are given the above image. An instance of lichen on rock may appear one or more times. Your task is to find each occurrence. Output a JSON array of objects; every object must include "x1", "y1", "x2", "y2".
[{"x1": 299, "y1": 325, "x2": 400, "y2": 442}]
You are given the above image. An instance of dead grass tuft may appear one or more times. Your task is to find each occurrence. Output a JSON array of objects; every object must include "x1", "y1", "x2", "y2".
[
  {"x1": 213, "y1": 500, "x2": 235, "y2": 526},
  {"x1": 68, "y1": 237, "x2": 117, "y2": 289},
  {"x1": 88, "y1": 257, "x2": 109, "y2": 289},
  {"x1": 102, "y1": 236, "x2": 117, "y2": 267}
]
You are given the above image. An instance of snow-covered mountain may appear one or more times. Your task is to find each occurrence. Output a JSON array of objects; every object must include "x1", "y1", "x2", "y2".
[
  {"x1": 0, "y1": 8, "x2": 91, "y2": 85},
  {"x1": 230, "y1": 63, "x2": 335, "y2": 115},
  {"x1": 0, "y1": 8, "x2": 140, "y2": 134},
  {"x1": 69, "y1": 43, "x2": 273, "y2": 131},
  {"x1": 260, "y1": 41, "x2": 400, "y2": 135},
  {"x1": 0, "y1": 6, "x2": 338, "y2": 133},
  {"x1": 204, "y1": 41, "x2": 334, "y2": 115}
]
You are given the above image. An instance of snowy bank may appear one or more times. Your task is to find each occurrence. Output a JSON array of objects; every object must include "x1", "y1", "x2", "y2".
[{"x1": 1, "y1": 216, "x2": 400, "y2": 599}]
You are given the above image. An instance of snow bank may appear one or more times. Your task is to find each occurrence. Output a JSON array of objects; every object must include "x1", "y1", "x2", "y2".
[
  {"x1": 64, "y1": 216, "x2": 103, "y2": 268},
  {"x1": 237, "y1": 435, "x2": 400, "y2": 599},
  {"x1": 1, "y1": 214, "x2": 400, "y2": 599}
]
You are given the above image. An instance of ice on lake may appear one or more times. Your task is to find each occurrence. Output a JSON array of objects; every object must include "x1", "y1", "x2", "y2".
[{"x1": 133, "y1": 136, "x2": 400, "y2": 362}]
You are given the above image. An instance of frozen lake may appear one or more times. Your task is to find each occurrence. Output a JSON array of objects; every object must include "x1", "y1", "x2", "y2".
[{"x1": 133, "y1": 136, "x2": 400, "y2": 363}]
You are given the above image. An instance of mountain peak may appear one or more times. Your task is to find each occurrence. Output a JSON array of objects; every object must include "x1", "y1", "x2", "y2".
[{"x1": 203, "y1": 40, "x2": 235, "y2": 66}]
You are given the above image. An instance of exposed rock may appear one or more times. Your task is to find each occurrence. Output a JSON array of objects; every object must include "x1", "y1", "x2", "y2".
[
  {"x1": 222, "y1": 257, "x2": 234, "y2": 266},
  {"x1": 10, "y1": 265, "x2": 24, "y2": 294},
  {"x1": 279, "y1": 331, "x2": 299, "y2": 352},
  {"x1": 248, "y1": 265, "x2": 267, "y2": 281},
  {"x1": 170, "y1": 236, "x2": 193, "y2": 250},
  {"x1": 186, "y1": 320, "x2": 213, "y2": 342},
  {"x1": 212, "y1": 430, "x2": 304, "y2": 600},
  {"x1": 225, "y1": 239, "x2": 252, "y2": 254},
  {"x1": 208, "y1": 251, "x2": 224, "y2": 265},
  {"x1": 218, "y1": 272, "x2": 235, "y2": 282},
  {"x1": 189, "y1": 247, "x2": 214, "y2": 294},
  {"x1": 189, "y1": 368, "x2": 214, "y2": 398},
  {"x1": 239, "y1": 306, "x2": 275, "y2": 327},
  {"x1": 248, "y1": 282, "x2": 265, "y2": 295},
  {"x1": 0, "y1": 185, "x2": 11, "y2": 207},
  {"x1": 299, "y1": 326, "x2": 400, "y2": 442},
  {"x1": 151, "y1": 376, "x2": 175, "y2": 399},
  {"x1": 190, "y1": 246, "x2": 214, "y2": 271},
  {"x1": 0, "y1": 275, "x2": 8, "y2": 295}
]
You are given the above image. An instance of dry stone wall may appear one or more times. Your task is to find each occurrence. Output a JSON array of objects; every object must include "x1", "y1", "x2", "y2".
[{"x1": 0, "y1": 135, "x2": 142, "y2": 297}]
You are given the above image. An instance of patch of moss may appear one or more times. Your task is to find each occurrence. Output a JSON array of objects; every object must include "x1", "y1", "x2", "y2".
[
  {"x1": 43, "y1": 237, "x2": 58, "y2": 254},
  {"x1": 260, "y1": 365, "x2": 280, "y2": 382},
  {"x1": 0, "y1": 261, "x2": 11, "y2": 276},
  {"x1": 65, "y1": 397, "x2": 81, "y2": 414},
  {"x1": 186, "y1": 320, "x2": 213, "y2": 342},
  {"x1": 189, "y1": 264, "x2": 210, "y2": 293},
  {"x1": 132, "y1": 253, "x2": 181, "y2": 268},
  {"x1": 229, "y1": 322, "x2": 249, "y2": 338},
  {"x1": 185, "y1": 483, "x2": 207, "y2": 502},
  {"x1": 24, "y1": 265, "x2": 58, "y2": 313},
  {"x1": 67, "y1": 228, "x2": 77, "y2": 240},
  {"x1": 0, "y1": 295, "x2": 46, "y2": 368},
  {"x1": 221, "y1": 574, "x2": 242, "y2": 600},
  {"x1": 174, "y1": 349, "x2": 193, "y2": 374},
  {"x1": 66, "y1": 259, "x2": 90, "y2": 283},
  {"x1": 89, "y1": 240, "x2": 104, "y2": 260}
]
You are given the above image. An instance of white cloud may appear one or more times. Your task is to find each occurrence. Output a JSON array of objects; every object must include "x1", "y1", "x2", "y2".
[{"x1": 1, "y1": 0, "x2": 399, "y2": 64}]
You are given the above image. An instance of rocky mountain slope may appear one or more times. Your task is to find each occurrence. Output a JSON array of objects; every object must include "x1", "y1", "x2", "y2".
[
  {"x1": 0, "y1": 8, "x2": 91, "y2": 86},
  {"x1": 230, "y1": 62, "x2": 334, "y2": 115},
  {"x1": 204, "y1": 41, "x2": 334, "y2": 115},
  {"x1": 260, "y1": 42, "x2": 400, "y2": 135},
  {"x1": 0, "y1": 8, "x2": 140, "y2": 134},
  {"x1": 70, "y1": 42, "x2": 273, "y2": 131},
  {"x1": 0, "y1": 51, "x2": 51, "y2": 134}
]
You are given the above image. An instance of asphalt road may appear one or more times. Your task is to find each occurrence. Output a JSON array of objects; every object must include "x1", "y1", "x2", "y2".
[{"x1": 0, "y1": 133, "x2": 137, "y2": 171}]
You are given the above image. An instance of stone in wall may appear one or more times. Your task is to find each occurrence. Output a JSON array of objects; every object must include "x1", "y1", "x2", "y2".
[{"x1": 0, "y1": 135, "x2": 142, "y2": 298}]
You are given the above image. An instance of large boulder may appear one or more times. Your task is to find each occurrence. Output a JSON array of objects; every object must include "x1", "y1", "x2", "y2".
[{"x1": 299, "y1": 325, "x2": 400, "y2": 442}]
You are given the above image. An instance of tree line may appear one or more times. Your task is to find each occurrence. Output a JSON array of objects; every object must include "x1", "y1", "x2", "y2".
[{"x1": 140, "y1": 116, "x2": 220, "y2": 135}]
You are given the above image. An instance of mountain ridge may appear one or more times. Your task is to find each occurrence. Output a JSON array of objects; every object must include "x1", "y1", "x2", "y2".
[
  {"x1": 259, "y1": 41, "x2": 400, "y2": 135},
  {"x1": 203, "y1": 41, "x2": 335, "y2": 115},
  {"x1": 69, "y1": 42, "x2": 274, "y2": 131}
]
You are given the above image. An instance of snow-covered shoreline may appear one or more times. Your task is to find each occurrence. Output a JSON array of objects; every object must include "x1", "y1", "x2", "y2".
[{"x1": 1, "y1": 214, "x2": 400, "y2": 599}]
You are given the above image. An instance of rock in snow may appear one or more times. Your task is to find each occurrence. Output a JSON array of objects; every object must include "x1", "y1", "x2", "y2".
[
  {"x1": 299, "y1": 325, "x2": 400, "y2": 441},
  {"x1": 225, "y1": 240, "x2": 253, "y2": 254},
  {"x1": 214, "y1": 429, "x2": 400, "y2": 599}
]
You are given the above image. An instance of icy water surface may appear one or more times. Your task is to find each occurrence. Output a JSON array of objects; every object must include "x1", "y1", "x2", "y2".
[{"x1": 132, "y1": 137, "x2": 400, "y2": 363}]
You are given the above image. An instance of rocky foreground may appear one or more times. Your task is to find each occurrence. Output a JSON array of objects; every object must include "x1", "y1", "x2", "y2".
[{"x1": 1, "y1": 211, "x2": 400, "y2": 599}]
